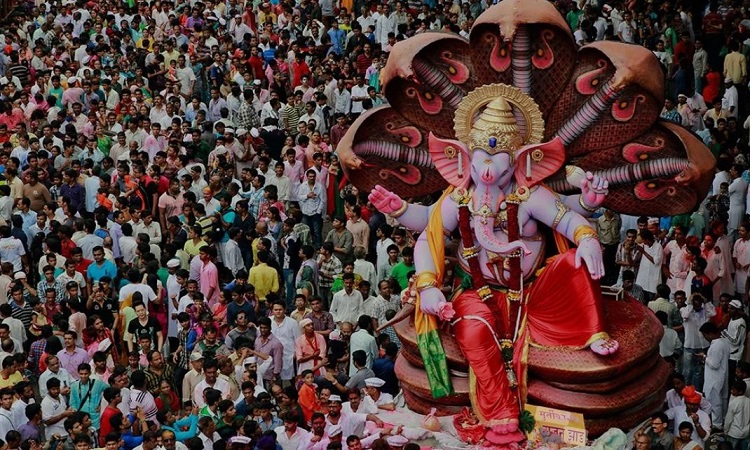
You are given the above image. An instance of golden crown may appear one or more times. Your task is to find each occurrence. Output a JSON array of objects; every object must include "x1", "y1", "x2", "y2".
[{"x1": 453, "y1": 84, "x2": 545, "y2": 161}]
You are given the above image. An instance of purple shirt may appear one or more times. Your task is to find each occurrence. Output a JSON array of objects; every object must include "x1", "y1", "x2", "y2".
[
  {"x1": 57, "y1": 347, "x2": 89, "y2": 380},
  {"x1": 254, "y1": 334, "x2": 283, "y2": 380},
  {"x1": 59, "y1": 182, "x2": 85, "y2": 214}
]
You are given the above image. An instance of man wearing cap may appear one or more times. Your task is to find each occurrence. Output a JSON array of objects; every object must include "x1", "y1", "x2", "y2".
[
  {"x1": 295, "y1": 318, "x2": 327, "y2": 376},
  {"x1": 722, "y1": 77, "x2": 739, "y2": 118},
  {"x1": 326, "y1": 394, "x2": 384, "y2": 441},
  {"x1": 230, "y1": 16, "x2": 253, "y2": 44},
  {"x1": 722, "y1": 300, "x2": 746, "y2": 385},
  {"x1": 362, "y1": 377, "x2": 395, "y2": 411},
  {"x1": 182, "y1": 352, "x2": 205, "y2": 407},
  {"x1": 166, "y1": 259, "x2": 182, "y2": 339},
  {"x1": 667, "y1": 386, "x2": 711, "y2": 445}
]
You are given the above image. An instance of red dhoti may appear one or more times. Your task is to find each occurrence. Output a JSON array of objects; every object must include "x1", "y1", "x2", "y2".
[{"x1": 452, "y1": 249, "x2": 607, "y2": 423}]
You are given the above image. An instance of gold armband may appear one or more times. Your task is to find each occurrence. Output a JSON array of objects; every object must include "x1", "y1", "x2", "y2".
[
  {"x1": 461, "y1": 245, "x2": 481, "y2": 259},
  {"x1": 415, "y1": 271, "x2": 438, "y2": 291},
  {"x1": 552, "y1": 200, "x2": 568, "y2": 230},
  {"x1": 573, "y1": 225, "x2": 598, "y2": 245},
  {"x1": 476, "y1": 285, "x2": 493, "y2": 301},
  {"x1": 578, "y1": 195, "x2": 599, "y2": 213},
  {"x1": 391, "y1": 200, "x2": 408, "y2": 218}
]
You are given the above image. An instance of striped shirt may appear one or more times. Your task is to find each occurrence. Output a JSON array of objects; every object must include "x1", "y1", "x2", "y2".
[
  {"x1": 129, "y1": 388, "x2": 159, "y2": 423},
  {"x1": 9, "y1": 300, "x2": 33, "y2": 330},
  {"x1": 279, "y1": 104, "x2": 301, "y2": 135}
]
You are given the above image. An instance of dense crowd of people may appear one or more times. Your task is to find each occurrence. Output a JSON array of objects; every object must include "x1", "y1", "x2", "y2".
[{"x1": 0, "y1": 0, "x2": 747, "y2": 448}]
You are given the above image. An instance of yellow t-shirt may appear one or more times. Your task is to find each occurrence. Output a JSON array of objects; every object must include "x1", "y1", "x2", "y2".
[
  {"x1": 184, "y1": 239, "x2": 208, "y2": 258},
  {"x1": 0, "y1": 371, "x2": 22, "y2": 389},
  {"x1": 248, "y1": 263, "x2": 279, "y2": 301}
]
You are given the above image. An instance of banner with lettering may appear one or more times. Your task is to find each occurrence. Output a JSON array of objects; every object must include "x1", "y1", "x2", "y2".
[{"x1": 524, "y1": 404, "x2": 588, "y2": 448}]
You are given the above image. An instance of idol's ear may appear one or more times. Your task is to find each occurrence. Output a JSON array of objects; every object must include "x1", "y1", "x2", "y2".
[
  {"x1": 514, "y1": 136, "x2": 566, "y2": 188},
  {"x1": 428, "y1": 132, "x2": 471, "y2": 189}
]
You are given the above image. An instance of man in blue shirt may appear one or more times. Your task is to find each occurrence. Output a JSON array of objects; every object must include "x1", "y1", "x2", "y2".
[
  {"x1": 59, "y1": 169, "x2": 86, "y2": 215},
  {"x1": 328, "y1": 20, "x2": 346, "y2": 56},
  {"x1": 372, "y1": 342, "x2": 398, "y2": 396},
  {"x1": 86, "y1": 246, "x2": 118, "y2": 295}
]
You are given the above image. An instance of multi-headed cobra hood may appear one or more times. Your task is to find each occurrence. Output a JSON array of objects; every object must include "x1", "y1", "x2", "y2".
[{"x1": 337, "y1": 0, "x2": 715, "y2": 216}]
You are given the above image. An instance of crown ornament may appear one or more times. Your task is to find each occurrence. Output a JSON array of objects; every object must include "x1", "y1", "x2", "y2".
[{"x1": 453, "y1": 84, "x2": 545, "y2": 161}]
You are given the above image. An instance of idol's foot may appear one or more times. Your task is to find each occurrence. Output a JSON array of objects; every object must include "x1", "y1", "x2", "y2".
[
  {"x1": 486, "y1": 419, "x2": 524, "y2": 446},
  {"x1": 590, "y1": 338, "x2": 619, "y2": 355}
]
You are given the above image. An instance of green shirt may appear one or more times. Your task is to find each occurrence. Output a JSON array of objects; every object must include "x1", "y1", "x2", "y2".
[
  {"x1": 390, "y1": 262, "x2": 415, "y2": 291},
  {"x1": 199, "y1": 406, "x2": 220, "y2": 425}
]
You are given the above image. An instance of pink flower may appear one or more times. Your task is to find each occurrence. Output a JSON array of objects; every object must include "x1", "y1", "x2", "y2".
[{"x1": 438, "y1": 301, "x2": 455, "y2": 321}]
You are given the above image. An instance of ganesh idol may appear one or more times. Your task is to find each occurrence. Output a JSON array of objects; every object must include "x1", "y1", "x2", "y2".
[
  {"x1": 337, "y1": 0, "x2": 715, "y2": 444},
  {"x1": 370, "y1": 85, "x2": 617, "y2": 445}
]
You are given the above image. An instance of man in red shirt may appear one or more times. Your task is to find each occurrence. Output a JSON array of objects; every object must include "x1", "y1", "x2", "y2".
[
  {"x1": 329, "y1": 114, "x2": 350, "y2": 151},
  {"x1": 99, "y1": 387, "x2": 123, "y2": 444},
  {"x1": 70, "y1": 247, "x2": 92, "y2": 276}
]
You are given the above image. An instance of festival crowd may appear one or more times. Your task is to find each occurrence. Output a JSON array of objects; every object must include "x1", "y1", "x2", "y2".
[{"x1": 0, "y1": 0, "x2": 746, "y2": 449}]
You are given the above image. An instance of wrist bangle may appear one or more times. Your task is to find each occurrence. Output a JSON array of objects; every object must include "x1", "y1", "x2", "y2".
[
  {"x1": 578, "y1": 195, "x2": 599, "y2": 213},
  {"x1": 573, "y1": 225, "x2": 598, "y2": 246},
  {"x1": 416, "y1": 281, "x2": 437, "y2": 291},
  {"x1": 390, "y1": 200, "x2": 408, "y2": 218},
  {"x1": 415, "y1": 271, "x2": 437, "y2": 286}
]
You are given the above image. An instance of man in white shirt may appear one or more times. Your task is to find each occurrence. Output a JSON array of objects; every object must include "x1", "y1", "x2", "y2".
[
  {"x1": 724, "y1": 379, "x2": 750, "y2": 445},
  {"x1": 0, "y1": 227, "x2": 26, "y2": 272},
  {"x1": 663, "y1": 226, "x2": 690, "y2": 293},
  {"x1": 270, "y1": 302, "x2": 301, "y2": 384},
  {"x1": 656, "y1": 311, "x2": 682, "y2": 363},
  {"x1": 349, "y1": 316, "x2": 378, "y2": 376},
  {"x1": 325, "y1": 395, "x2": 384, "y2": 440},
  {"x1": 723, "y1": 300, "x2": 747, "y2": 386},
  {"x1": 266, "y1": 163, "x2": 291, "y2": 204},
  {"x1": 0, "y1": 304, "x2": 26, "y2": 347},
  {"x1": 700, "y1": 321, "x2": 730, "y2": 428},
  {"x1": 635, "y1": 228, "x2": 663, "y2": 301},
  {"x1": 10, "y1": 381, "x2": 34, "y2": 428},
  {"x1": 330, "y1": 273, "x2": 363, "y2": 326},
  {"x1": 38, "y1": 356, "x2": 74, "y2": 398},
  {"x1": 118, "y1": 270, "x2": 157, "y2": 309},
  {"x1": 41, "y1": 377, "x2": 74, "y2": 441},
  {"x1": 665, "y1": 373, "x2": 712, "y2": 414},
  {"x1": 361, "y1": 377, "x2": 395, "y2": 411},
  {"x1": 617, "y1": 11, "x2": 636, "y2": 43},
  {"x1": 666, "y1": 386, "x2": 711, "y2": 447},
  {"x1": 198, "y1": 187, "x2": 220, "y2": 215},
  {"x1": 681, "y1": 295, "x2": 716, "y2": 391},
  {"x1": 116, "y1": 222, "x2": 139, "y2": 264},
  {"x1": 192, "y1": 359, "x2": 231, "y2": 408},
  {"x1": 274, "y1": 410, "x2": 309, "y2": 450},
  {"x1": 0, "y1": 388, "x2": 15, "y2": 439},
  {"x1": 197, "y1": 417, "x2": 221, "y2": 450},
  {"x1": 734, "y1": 223, "x2": 750, "y2": 296},
  {"x1": 350, "y1": 75, "x2": 369, "y2": 118}
]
